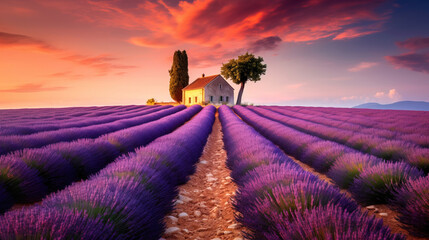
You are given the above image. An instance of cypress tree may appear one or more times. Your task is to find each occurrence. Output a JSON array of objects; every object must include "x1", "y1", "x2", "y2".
[{"x1": 169, "y1": 50, "x2": 189, "y2": 102}]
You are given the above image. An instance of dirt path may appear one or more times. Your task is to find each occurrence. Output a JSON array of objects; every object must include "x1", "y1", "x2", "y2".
[
  {"x1": 286, "y1": 154, "x2": 422, "y2": 240},
  {"x1": 161, "y1": 113, "x2": 244, "y2": 240}
]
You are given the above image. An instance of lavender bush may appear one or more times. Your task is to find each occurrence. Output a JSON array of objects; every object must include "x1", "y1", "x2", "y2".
[
  {"x1": 0, "y1": 208, "x2": 119, "y2": 240},
  {"x1": 327, "y1": 153, "x2": 382, "y2": 188},
  {"x1": 263, "y1": 204, "x2": 405, "y2": 240},
  {"x1": 350, "y1": 161, "x2": 424, "y2": 204},
  {"x1": 390, "y1": 176, "x2": 429, "y2": 237}
]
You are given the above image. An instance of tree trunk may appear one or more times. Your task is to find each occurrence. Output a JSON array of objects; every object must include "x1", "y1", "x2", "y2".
[{"x1": 236, "y1": 82, "x2": 245, "y2": 105}]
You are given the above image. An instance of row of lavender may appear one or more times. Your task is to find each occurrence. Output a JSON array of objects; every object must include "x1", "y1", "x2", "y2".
[
  {"x1": 1, "y1": 105, "x2": 147, "y2": 126},
  {"x1": 0, "y1": 105, "x2": 200, "y2": 214},
  {"x1": 250, "y1": 106, "x2": 429, "y2": 173},
  {"x1": 265, "y1": 106, "x2": 429, "y2": 148},
  {"x1": 0, "y1": 105, "x2": 178, "y2": 156},
  {"x1": 219, "y1": 105, "x2": 403, "y2": 239},
  {"x1": 282, "y1": 106, "x2": 429, "y2": 136},
  {"x1": 0, "y1": 105, "x2": 140, "y2": 123},
  {"x1": 0, "y1": 105, "x2": 156, "y2": 136},
  {"x1": 0, "y1": 105, "x2": 215, "y2": 239},
  {"x1": 234, "y1": 105, "x2": 428, "y2": 237}
]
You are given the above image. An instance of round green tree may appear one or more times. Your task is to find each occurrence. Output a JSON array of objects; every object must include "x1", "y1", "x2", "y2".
[
  {"x1": 169, "y1": 50, "x2": 189, "y2": 103},
  {"x1": 221, "y1": 52, "x2": 266, "y2": 105}
]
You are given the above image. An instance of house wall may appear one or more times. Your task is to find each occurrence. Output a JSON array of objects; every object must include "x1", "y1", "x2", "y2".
[
  {"x1": 204, "y1": 76, "x2": 234, "y2": 105},
  {"x1": 182, "y1": 88, "x2": 203, "y2": 105}
]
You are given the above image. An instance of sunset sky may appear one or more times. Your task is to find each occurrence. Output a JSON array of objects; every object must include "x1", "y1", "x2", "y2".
[{"x1": 1, "y1": 0, "x2": 428, "y2": 109}]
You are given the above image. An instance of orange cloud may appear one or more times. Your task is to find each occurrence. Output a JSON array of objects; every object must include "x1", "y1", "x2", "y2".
[
  {"x1": 0, "y1": 31, "x2": 59, "y2": 53},
  {"x1": 0, "y1": 83, "x2": 67, "y2": 93},
  {"x1": 1, "y1": 31, "x2": 136, "y2": 76},
  {"x1": 46, "y1": 71, "x2": 84, "y2": 80}
]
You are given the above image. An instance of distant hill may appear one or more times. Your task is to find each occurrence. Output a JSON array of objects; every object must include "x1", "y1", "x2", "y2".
[{"x1": 353, "y1": 101, "x2": 429, "y2": 111}]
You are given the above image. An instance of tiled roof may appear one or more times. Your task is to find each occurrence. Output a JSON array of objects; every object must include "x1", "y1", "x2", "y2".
[{"x1": 183, "y1": 74, "x2": 219, "y2": 90}]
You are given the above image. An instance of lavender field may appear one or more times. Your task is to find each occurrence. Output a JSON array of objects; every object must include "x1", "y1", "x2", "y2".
[{"x1": 0, "y1": 104, "x2": 428, "y2": 239}]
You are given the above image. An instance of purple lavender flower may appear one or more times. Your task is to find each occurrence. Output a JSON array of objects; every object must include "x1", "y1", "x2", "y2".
[
  {"x1": 13, "y1": 148, "x2": 76, "y2": 192},
  {"x1": 237, "y1": 181, "x2": 358, "y2": 236},
  {"x1": 327, "y1": 153, "x2": 382, "y2": 188},
  {"x1": 350, "y1": 161, "x2": 424, "y2": 204},
  {"x1": 262, "y1": 204, "x2": 405, "y2": 240},
  {"x1": 42, "y1": 178, "x2": 165, "y2": 239},
  {"x1": 301, "y1": 140, "x2": 353, "y2": 172},
  {"x1": 234, "y1": 163, "x2": 317, "y2": 214},
  {"x1": 49, "y1": 138, "x2": 120, "y2": 178},
  {"x1": 94, "y1": 158, "x2": 176, "y2": 213},
  {"x1": 0, "y1": 155, "x2": 48, "y2": 203},
  {"x1": 390, "y1": 175, "x2": 429, "y2": 237},
  {"x1": 371, "y1": 140, "x2": 413, "y2": 161},
  {"x1": 407, "y1": 148, "x2": 429, "y2": 173},
  {"x1": 0, "y1": 207, "x2": 119, "y2": 239}
]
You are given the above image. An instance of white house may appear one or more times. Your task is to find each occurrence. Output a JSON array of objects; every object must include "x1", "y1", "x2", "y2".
[{"x1": 182, "y1": 74, "x2": 234, "y2": 105}]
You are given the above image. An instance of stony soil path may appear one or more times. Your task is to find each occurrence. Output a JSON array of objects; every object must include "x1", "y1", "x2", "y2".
[{"x1": 161, "y1": 113, "x2": 244, "y2": 240}]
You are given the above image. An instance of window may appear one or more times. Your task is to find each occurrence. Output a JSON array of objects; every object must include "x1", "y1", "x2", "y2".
[
  {"x1": 189, "y1": 97, "x2": 191, "y2": 104},
  {"x1": 195, "y1": 96, "x2": 198, "y2": 103},
  {"x1": 220, "y1": 96, "x2": 223, "y2": 102},
  {"x1": 220, "y1": 84, "x2": 222, "y2": 89},
  {"x1": 210, "y1": 96, "x2": 213, "y2": 102},
  {"x1": 226, "y1": 96, "x2": 229, "y2": 102}
]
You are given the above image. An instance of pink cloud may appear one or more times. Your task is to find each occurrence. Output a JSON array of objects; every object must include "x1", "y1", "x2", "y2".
[
  {"x1": 348, "y1": 62, "x2": 378, "y2": 72},
  {"x1": 61, "y1": 54, "x2": 136, "y2": 75},
  {"x1": 333, "y1": 28, "x2": 380, "y2": 40},
  {"x1": 396, "y1": 36, "x2": 429, "y2": 51},
  {"x1": 385, "y1": 52, "x2": 429, "y2": 74},
  {"x1": 128, "y1": 35, "x2": 176, "y2": 48},
  {"x1": 341, "y1": 96, "x2": 358, "y2": 101},
  {"x1": 374, "y1": 89, "x2": 400, "y2": 100}
]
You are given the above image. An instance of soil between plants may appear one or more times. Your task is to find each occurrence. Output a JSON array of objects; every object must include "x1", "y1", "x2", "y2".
[{"x1": 162, "y1": 113, "x2": 244, "y2": 240}]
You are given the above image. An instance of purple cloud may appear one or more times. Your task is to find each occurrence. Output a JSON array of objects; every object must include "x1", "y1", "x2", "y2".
[
  {"x1": 396, "y1": 37, "x2": 429, "y2": 51},
  {"x1": 248, "y1": 36, "x2": 282, "y2": 53},
  {"x1": 385, "y1": 52, "x2": 429, "y2": 74}
]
